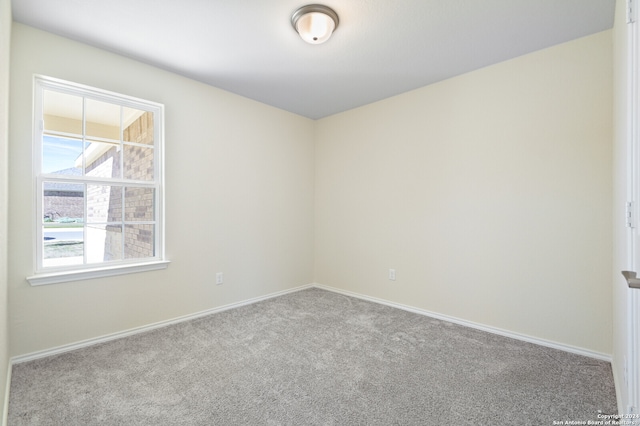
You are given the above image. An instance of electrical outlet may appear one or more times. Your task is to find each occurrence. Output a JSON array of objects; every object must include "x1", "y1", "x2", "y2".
[
  {"x1": 216, "y1": 272, "x2": 224, "y2": 285},
  {"x1": 389, "y1": 269, "x2": 396, "y2": 281}
]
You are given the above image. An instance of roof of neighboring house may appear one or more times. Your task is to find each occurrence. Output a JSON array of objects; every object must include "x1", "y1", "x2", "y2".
[{"x1": 43, "y1": 168, "x2": 83, "y2": 192}]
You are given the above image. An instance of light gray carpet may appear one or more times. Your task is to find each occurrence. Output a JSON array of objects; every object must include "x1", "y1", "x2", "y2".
[{"x1": 8, "y1": 288, "x2": 617, "y2": 425}]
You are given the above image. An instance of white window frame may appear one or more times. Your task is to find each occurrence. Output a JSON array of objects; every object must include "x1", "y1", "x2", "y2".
[{"x1": 27, "y1": 75, "x2": 168, "y2": 286}]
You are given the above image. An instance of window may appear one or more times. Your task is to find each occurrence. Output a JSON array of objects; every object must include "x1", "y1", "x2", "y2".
[{"x1": 27, "y1": 76, "x2": 168, "y2": 285}]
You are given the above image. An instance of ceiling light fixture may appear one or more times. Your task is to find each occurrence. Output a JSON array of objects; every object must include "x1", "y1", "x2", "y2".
[{"x1": 291, "y1": 4, "x2": 339, "y2": 45}]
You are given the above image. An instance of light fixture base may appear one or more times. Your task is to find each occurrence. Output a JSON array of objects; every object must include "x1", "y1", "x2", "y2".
[{"x1": 291, "y1": 4, "x2": 339, "y2": 44}]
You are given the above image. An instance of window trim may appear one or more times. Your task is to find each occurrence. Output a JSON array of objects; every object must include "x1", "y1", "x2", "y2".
[
  {"x1": 29, "y1": 75, "x2": 168, "y2": 285},
  {"x1": 26, "y1": 260, "x2": 170, "y2": 286}
]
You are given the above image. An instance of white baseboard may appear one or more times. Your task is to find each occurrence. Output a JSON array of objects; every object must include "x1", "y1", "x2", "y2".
[
  {"x1": 2, "y1": 361, "x2": 11, "y2": 426},
  {"x1": 611, "y1": 359, "x2": 625, "y2": 416},
  {"x1": 10, "y1": 281, "x2": 612, "y2": 365},
  {"x1": 313, "y1": 283, "x2": 612, "y2": 362},
  {"x1": 11, "y1": 283, "x2": 314, "y2": 364}
]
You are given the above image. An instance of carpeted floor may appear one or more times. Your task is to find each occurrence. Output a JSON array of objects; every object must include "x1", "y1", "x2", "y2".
[{"x1": 8, "y1": 288, "x2": 617, "y2": 425}]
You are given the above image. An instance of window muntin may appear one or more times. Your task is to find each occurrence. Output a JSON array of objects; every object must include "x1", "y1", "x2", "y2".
[{"x1": 34, "y1": 76, "x2": 164, "y2": 275}]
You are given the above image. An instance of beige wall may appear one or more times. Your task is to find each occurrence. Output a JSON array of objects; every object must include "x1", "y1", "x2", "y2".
[
  {"x1": 8, "y1": 24, "x2": 315, "y2": 356},
  {"x1": 315, "y1": 31, "x2": 613, "y2": 354},
  {"x1": 613, "y1": 0, "x2": 634, "y2": 413},
  {"x1": 0, "y1": 0, "x2": 10, "y2": 420}
]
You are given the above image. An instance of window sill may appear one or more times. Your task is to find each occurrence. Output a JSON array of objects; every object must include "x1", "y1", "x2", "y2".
[{"x1": 27, "y1": 260, "x2": 170, "y2": 286}]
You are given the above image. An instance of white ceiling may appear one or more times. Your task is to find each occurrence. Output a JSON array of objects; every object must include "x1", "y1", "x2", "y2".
[{"x1": 12, "y1": 0, "x2": 616, "y2": 120}]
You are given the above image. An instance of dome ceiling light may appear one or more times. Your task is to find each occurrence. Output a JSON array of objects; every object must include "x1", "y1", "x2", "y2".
[{"x1": 291, "y1": 4, "x2": 339, "y2": 45}]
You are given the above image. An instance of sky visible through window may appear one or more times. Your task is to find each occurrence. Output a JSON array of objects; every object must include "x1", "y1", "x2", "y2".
[{"x1": 42, "y1": 135, "x2": 83, "y2": 174}]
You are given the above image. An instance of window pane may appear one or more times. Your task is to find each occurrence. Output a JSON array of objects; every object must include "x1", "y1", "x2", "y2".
[
  {"x1": 123, "y1": 145, "x2": 154, "y2": 181},
  {"x1": 123, "y1": 109, "x2": 154, "y2": 145},
  {"x1": 43, "y1": 181, "x2": 84, "y2": 267},
  {"x1": 43, "y1": 90, "x2": 82, "y2": 135},
  {"x1": 42, "y1": 136, "x2": 84, "y2": 174},
  {"x1": 105, "y1": 225, "x2": 124, "y2": 261},
  {"x1": 87, "y1": 185, "x2": 122, "y2": 223},
  {"x1": 85, "y1": 98, "x2": 120, "y2": 141},
  {"x1": 43, "y1": 225, "x2": 84, "y2": 267},
  {"x1": 125, "y1": 187, "x2": 154, "y2": 221},
  {"x1": 43, "y1": 181, "x2": 84, "y2": 223},
  {"x1": 83, "y1": 142, "x2": 121, "y2": 178},
  {"x1": 125, "y1": 224, "x2": 154, "y2": 259},
  {"x1": 87, "y1": 224, "x2": 123, "y2": 263}
]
